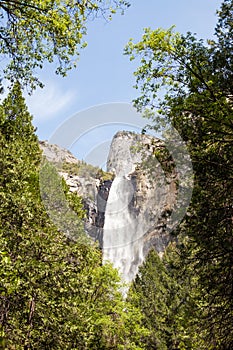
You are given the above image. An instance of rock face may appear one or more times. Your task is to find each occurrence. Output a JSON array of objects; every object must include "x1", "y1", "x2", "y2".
[
  {"x1": 103, "y1": 131, "x2": 177, "y2": 283},
  {"x1": 40, "y1": 132, "x2": 178, "y2": 283},
  {"x1": 39, "y1": 140, "x2": 79, "y2": 164},
  {"x1": 39, "y1": 141, "x2": 113, "y2": 246}
]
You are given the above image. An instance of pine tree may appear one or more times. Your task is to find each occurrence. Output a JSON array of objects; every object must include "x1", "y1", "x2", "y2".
[
  {"x1": 126, "y1": 1, "x2": 233, "y2": 347},
  {"x1": 0, "y1": 84, "x2": 147, "y2": 349},
  {"x1": 128, "y1": 246, "x2": 199, "y2": 350}
]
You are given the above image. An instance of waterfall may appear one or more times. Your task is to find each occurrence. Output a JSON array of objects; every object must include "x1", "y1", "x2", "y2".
[
  {"x1": 103, "y1": 175, "x2": 145, "y2": 284},
  {"x1": 102, "y1": 131, "x2": 174, "y2": 286}
]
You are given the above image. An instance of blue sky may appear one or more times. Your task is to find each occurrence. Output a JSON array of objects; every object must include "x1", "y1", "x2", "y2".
[{"x1": 24, "y1": 0, "x2": 222, "y2": 165}]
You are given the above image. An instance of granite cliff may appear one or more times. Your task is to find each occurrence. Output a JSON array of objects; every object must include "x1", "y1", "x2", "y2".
[
  {"x1": 39, "y1": 140, "x2": 114, "y2": 246},
  {"x1": 103, "y1": 131, "x2": 177, "y2": 282},
  {"x1": 40, "y1": 132, "x2": 177, "y2": 282}
]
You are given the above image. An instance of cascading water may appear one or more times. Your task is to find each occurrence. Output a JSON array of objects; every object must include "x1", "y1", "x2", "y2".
[
  {"x1": 103, "y1": 175, "x2": 145, "y2": 284},
  {"x1": 102, "y1": 131, "x2": 175, "y2": 285}
]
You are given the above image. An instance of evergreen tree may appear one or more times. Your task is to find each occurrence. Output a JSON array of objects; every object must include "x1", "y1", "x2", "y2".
[
  {"x1": 126, "y1": 1, "x2": 233, "y2": 347},
  {"x1": 128, "y1": 246, "x2": 199, "y2": 350},
  {"x1": 0, "y1": 84, "x2": 147, "y2": 349}
]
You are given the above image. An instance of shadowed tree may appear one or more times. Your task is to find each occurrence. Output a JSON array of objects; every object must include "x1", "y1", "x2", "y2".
[
  {"x1": 125, "y1": 0, "x2": 233, "y2": 347},
  {"x1": 0, "y1": 84, "x2": 147, "y2": 349}
]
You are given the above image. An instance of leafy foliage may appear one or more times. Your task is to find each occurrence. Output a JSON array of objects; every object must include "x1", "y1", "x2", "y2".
[
  {"x1": 126, "y1": 0, "x2": 233, "y2": 348},
  {"x1": 0, "y1": 0, "x2": 130, "y2": 90},
  {"x1": 0, "y1": 84, "x2": 147, "y2": 349},
  {"x1": 128, "y1": 245, "x2": 200, "y2": 350},
  {"x1": 62, "y1": 161, "x2": 114, "y2": 181}
]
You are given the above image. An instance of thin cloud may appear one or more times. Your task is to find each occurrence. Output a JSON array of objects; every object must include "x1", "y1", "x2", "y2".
[{"x1": 25, "y1": 80, "x2": 76, "y2": 121}]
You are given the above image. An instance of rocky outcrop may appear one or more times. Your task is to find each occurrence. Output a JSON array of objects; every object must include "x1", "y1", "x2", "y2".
[
  {"x1": 39, "y1": 140, "x2": 79, "y2": 164},
  {"x1": 103, "y1": 131, "x2": 178, "y2": 282},
  {"x1": 39, "y1": 141, "x2": 113, "y2": 246},
  {"x1": 106, "y1": 131, "x2": 177, "y2": 254},
  {"x1": 129, "y1": 167, "x2": 176, "y2": 258},
  {"x1": 40, "y1": 132, "x2": 179, "y2": 282}
]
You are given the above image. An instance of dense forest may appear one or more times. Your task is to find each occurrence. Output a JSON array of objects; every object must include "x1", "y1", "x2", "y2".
[{"x1": 0, "y1": 0, "x2": 232, "y2": 349}]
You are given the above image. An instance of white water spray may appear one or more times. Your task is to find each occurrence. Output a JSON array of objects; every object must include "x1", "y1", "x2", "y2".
[
  {"x1": 102, "y1": 130, "x2": 191, "y2": 285},
  {"x1": 103, "y1": 175, "x2": 146, "y2": 284}
]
